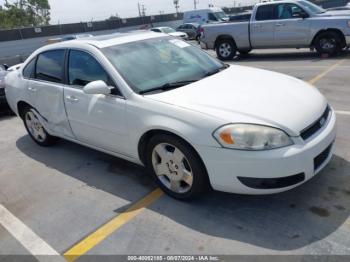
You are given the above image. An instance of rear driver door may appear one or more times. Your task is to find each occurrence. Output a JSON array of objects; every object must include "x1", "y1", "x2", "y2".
[{"x1": 250, "y1": 4, "x2": 277, "y2": 48}]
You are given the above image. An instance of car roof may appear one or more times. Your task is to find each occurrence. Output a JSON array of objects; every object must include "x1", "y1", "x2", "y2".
[
  {"x1": 42, "y1": 31, "x2": 165, "y2": 50},
  {"x1": 256, "y1": 0, "x2": 300, "y2": 6},
  {"x1": 151, "y1": 27, "x2": 172, "y2": 30}
]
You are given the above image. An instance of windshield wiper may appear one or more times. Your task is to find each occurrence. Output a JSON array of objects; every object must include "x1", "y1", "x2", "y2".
[
  {"x1": 139, "y1": 80, "x2": 198, "y2": 95},
  {"x1": 204, "y1": 64, "x2": 230, "y2": 77}
]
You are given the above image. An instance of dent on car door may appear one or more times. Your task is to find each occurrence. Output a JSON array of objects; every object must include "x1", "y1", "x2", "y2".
[
  {"x1": 250, "y1": 4, "x2": 276, "y2": 48},
  {"x1": 273, "y1": 3, "x2": 311, "y2": 46},
  {"x1": 64, "y1": 49, "x2": 129, "y2": 154},
  {"x1": 29, "y1": 50, "x2": 74, "y2": 138}
]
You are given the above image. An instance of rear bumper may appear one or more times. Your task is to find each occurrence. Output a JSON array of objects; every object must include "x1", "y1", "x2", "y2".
[{"x1": 200, "y1": 41, "x2": 208, "y2": 49}]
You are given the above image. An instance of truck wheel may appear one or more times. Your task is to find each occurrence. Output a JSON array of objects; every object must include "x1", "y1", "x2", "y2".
[
  {"x1": 23, "y1": 107, "x2": 58, "y2": 147},
  {"x1": 216, "y1": 39, "x2": 237, "y2": 61},
  {"x1": 146, "y1": 134, "x2": 210, "y2": 200},
  {"x1": 314, "y1": 32, "x2": 341, "y2": 56}
]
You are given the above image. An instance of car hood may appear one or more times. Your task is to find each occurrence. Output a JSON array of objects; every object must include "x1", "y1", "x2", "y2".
[
  {"x1": 147, "y1": 66, "x2": 327, "y2": 136},
  {"x1": 317, "y1": 10, "x2": 350, "y2": 16}
]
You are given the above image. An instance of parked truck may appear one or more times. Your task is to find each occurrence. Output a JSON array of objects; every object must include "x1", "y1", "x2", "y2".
[{"x1": 200, "y1": 0, "x2": 350, "y2": 60}]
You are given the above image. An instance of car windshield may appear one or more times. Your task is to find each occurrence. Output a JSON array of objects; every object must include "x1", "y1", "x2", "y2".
[
  {"x1": 102, "y1": 37, "x2": 224, "y2": 94},
  {"x1": 298, "y1": 0, "x2": 326, "y2": 14},
  {"x1": 161, "y1": 27, "x2": 176, "y2": 34},
  {"x1": 214, "y1": 12, "x2": 228, "y2": 20}
]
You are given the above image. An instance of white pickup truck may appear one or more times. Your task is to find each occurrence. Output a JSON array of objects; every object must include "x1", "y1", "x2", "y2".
[{"x1": 200, "y1": 0, "x2": 350, "y2": 60}]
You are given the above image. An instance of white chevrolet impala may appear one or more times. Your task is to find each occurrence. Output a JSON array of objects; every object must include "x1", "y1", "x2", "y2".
[{"x1": 5, "y1": 32, "x2": 336, "y2": 200}]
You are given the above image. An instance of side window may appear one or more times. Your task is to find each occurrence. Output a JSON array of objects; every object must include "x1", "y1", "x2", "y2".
[
  {"x1": 151, "y1": 29, "x2": 161, "y2": 33},
  {"x1": 35, "y1": 50, "x2": 65, "y2": 83},
  {"x1": 68, "y1": 50, "x2": 120, "y2": 95},
  {"x1": 23, "y1": 59, "x2": 36, "y2": 79},
  {"x1": 208, "y1": 13, "x2": 218, "y2": 21},
  {"x1": 276, "y1": 4, "x2": 306, "y2": 19},
  {"x1": 256, "y1": 5, "x2": 276, "y2": 21}
]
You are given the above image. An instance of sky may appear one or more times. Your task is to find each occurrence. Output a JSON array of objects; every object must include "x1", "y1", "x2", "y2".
[{"x1": 0, "y1": 0, "x2": 259, "y2": 24}]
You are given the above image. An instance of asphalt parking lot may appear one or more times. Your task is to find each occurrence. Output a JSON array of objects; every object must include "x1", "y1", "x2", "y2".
[{"x1": 1, "y1": 46, "x2": 350, "y2": 260}]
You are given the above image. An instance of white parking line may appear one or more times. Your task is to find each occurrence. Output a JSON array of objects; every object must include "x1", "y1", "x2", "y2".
[
  {"x1": 0, "y1": 204, "x2": 63, "y2": 260},
  {"x1": 336, "y1": 111, "x2": 350, "y2": 116}
]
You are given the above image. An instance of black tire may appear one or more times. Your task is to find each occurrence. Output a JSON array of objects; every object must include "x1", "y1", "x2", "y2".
[
  {"x1": 145, "y1": 134, "x2": 210, "y2": 200},
  {"x1": 216, "y1": 38, "x2": 237, "y2": 61},
  {"x1": 314, "y1": 31, "x2": 342, "y2": 56},
  {"x1": 22, "y1": 106, "x2": 58, "y2": 147}
]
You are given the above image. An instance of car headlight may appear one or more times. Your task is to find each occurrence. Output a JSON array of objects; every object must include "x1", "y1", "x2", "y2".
[{"x1": 213, "y1": 124, "x2": 293, "y2": 150}]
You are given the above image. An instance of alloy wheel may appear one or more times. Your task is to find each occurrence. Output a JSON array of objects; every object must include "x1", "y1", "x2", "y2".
[
  {"x1": 152, "y1": 143, "x2": 193, "y2": 194},
  {"x1": 25, "y1": 111, "x2": 47, "y2": 143}
]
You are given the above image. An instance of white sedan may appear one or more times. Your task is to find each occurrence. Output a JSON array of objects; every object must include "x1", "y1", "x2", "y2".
[
  {"x1": 5, "y1": 31, "x2": 336, "y2": 200},
  {"x1": 150, "y1": 27, "x2": 188, "y2": 40}
]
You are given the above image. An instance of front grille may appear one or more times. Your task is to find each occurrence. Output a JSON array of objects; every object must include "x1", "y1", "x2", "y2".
[
  {"x1": 314, "y1": 143, "x2": 333, "y2": 171},
  {"x1": 300, "y1": 105, "x2": 331, "y2": 140}
]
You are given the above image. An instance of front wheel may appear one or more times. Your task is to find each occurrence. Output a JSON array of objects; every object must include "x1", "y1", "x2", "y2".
[
  {"x1": 314, "y1": 32, "x2": 341, "y2": 56},
  {"x1": 216, "y1": 39, "x2": 237, "y2": 61},
  {"x1": 23, "y1": 107, "x2": 58, "y2": 146},
  {"x1": 146, "y1": 134, "x2": 210, "y2": 200}
]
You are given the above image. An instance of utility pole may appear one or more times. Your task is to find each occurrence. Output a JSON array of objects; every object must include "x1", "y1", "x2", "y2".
[
  {"x1": 138, "y1": 2, "x2": 142, "y2": 17},
  {"x1": 194, "y1": 0, "x2": 199, "y2": 9},
  {"x1": 141, "y1": 4, "x2": 146, "y2": 16},
  {"x1": 174, "y1": 0, "x2": 180, "y2": 13}
]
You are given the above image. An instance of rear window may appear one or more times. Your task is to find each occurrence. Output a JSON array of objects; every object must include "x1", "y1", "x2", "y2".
[
  {"x1": 256, "y1": 5, "x2": 275, "y2": 21},
  {"x1": 35, "y1": 50, "x2": 65, "y2": 83},
  {"x1": 23, "y1": 59, "x2": 36, "y2": 79}
]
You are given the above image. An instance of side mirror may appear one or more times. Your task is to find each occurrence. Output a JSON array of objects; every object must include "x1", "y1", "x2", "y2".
[
  {"x1": 83, "y1": 80, "x2": 112, "y2": 95},
  {"x1": 2, "y1": 64, "x2": 9, "y2": 70},
  {"x1": 293, "y1": 12, "x2": 308, "y2": 19}
]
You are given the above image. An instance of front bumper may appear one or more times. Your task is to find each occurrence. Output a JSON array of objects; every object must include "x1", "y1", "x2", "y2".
[{"x1": 195, "y1": 110, "x2": 337, "y2": 195}]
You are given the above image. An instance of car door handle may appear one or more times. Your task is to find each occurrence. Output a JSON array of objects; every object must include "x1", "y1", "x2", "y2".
[
  {"x1": 252, "y1": 24, "x2": 262, "y2": 28},
  {"x1": 28, "y1": 87, "x2": 37, "y2": 92},
  {"x1": 275, "y1": 23, "x2": 285, "y2": 27},
  {"x1": 66, "y1": 95, "x2": 79, "y2": 103}
]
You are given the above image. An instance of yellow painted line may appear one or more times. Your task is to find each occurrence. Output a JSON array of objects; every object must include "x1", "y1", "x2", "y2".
[
  {"x1": 308, "y1": 59, "x2": 345, "y2": 85},
  {"x1": 64, "y1": 188, "x2": 164, "y2": 262}
]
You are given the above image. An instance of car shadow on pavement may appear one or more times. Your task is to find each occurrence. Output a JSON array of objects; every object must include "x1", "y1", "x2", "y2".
[
  {"x1": 16, "y1": 135, "x2": 350, "y2": 251},
  {"x1": 235, "y1": 49, "x2": 350, "y2": 63}
]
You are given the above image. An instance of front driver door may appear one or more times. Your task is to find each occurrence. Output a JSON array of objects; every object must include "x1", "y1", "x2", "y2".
[
  {"x1": 63, "y1": 49, "x2": 129, "y2": 155},
  {"x1": 273, "y1": 3, "x2": 311, "y2": 47}
]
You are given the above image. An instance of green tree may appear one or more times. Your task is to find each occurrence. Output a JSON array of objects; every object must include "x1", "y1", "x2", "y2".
[{"x1": 0, "y1": 0, "x2": 50, "y2": 29}]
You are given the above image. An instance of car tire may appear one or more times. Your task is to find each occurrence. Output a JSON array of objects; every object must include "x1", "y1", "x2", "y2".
[
  {"x1": 22, "y1": 107, "x2": 58, "y2": 147},
  {"x1": 314, "y1": 31, "x2": 342, "y2": 56},
  {"x1": 146, "y1": 134, "x2": 210, "y2": 200},
  {"x1": 216, "y1": 39, "x2": 237, "y2": 61}
]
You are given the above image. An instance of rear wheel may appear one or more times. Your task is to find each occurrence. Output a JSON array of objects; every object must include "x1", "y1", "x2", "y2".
[
  {"x1": 23, "y1": 107, "x2": 58, "y2": 146},
  {"x1": 216, "y1": 39, "x2": 237, "y2": 61},
  {"x1": 314, "y1": 32, "x2": 342, "y2": 56},
  {"x1": 146, "y1": 134, "x2": 209, "y2": 200}
]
